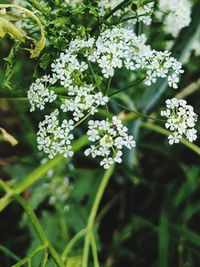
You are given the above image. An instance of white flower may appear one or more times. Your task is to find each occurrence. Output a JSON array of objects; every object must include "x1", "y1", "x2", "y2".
[
  {"x1": 37, "y1": 110, "x2": 74, "y2": 159},
  {"x1": 27, "y1": 76, "x2": 57, "y2": 111},
  {"x1": 157, "y1": 0, "x2": 192, "y2": 37},
  {"x1": 168, "y1": 132, "x2": 181, "y2": 145},
  {"x1": 85, "y1": 117, "x2": 136, "y2": 169},
  {"x1": 161, "y1": 98, "x2": 198, "y2": 144},
  {"x1": 97, "y1": 0, "x2": 154, "y2": 26},
  {"x1": 186, "y1": 128, "x2": 197, "y2": 143},
  {"x1": 100, "y1": 157, "x2": 114, "y2": 169},
  {"x1": 87, "y1": 28, "x2": 183, "y2": 88},
  {"x1": 61, "y1": 84, "x2": 109, "y2": 121},
  {"x1": 136, "y1": 2, "x2": 154, "y2": 25},
  {"x1": 114, "y1": 150, "x2": 123, "y2": 163}
]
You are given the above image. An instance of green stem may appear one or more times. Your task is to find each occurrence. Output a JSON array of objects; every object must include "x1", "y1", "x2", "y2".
[
  {"x1": 41, "y1": 251, "x2": 48, "y2": 267},
  {"x1": 15, "y1": 195, "x2": 65, "y2": 267},
  {"x1": 111, "y1": 100, "x2": 164, "y2": 122},
  {"x1": 87, "y1": 60, "x2": 101, "y2": 92},
  {"x1": 0, "y1": 97, "x2": 28, "y2": 101},
  {"x1": 110, "y1": 15, "x2": 137, "y2": 26},
  {"x1": 61, "y1": 229, "x2": 86, "y2": 262},
  {"x1": 74, "y1": 113, "x2": 92, "y2": 127},
  {"x1": 141, "y1": 122, "x2": 200, "y2": 156},
  {"x1": 0, "y1": 135, "x2": 88, "y2": 212},
  {"x1": 11, "y1": 244, "x2": 47, "y2": 267},
  {"x1": 0, "y1": 245, "x2": 20, "y2": 262},
  {"x1": 82, "y1": 165, "x2": 114, "y2": 267},
  {"x1": 0, "y1": 180, "x2": 65, "y2": 267},
  {"x1": 108, "y1": 77, "x2": 145, "y2": 97},
  {"x1": 91, "y1": 0, "x2": 131, "y2": 34},
  {"x1": 91, "y1": 232, "x2": 100, "y2": 267},
  {"x1": 104, "y1": 77, "x2": 112, "y2": 96}
]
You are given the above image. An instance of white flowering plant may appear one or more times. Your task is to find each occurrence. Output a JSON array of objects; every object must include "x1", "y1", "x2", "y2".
[{"x1": 0, "y1": 0, "x2": 200, "y2": 266}]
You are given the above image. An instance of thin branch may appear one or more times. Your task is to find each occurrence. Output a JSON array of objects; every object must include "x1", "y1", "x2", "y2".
[
  {"x1": 62, "y1": 229, "x2": 86, "y2": 263},
  {"x1": 82, "y1": 165, "x2": 114, "y2": 267},
  {"x1": 109, "y1": 77, "x2": 145, "y2": 97},
  {"x1": 111, "y1": 100, "x2": 164, "y2": 122},
  {"x1": 91, "y1": 0, "x2": 131, "y2": 34}
]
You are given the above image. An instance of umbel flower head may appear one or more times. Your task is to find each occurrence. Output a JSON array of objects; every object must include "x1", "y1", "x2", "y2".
[
  {"x1": 61, "y1": 84, "x2": 109, "y2": 121},
  {"x1": 27, "y1": 75, "x2": 57, "y2": 112},
  {"x1": 158, "y1": 0, "x2": 191, "y2": 37},
  {"x1": 161, "y1": 98, "x2": 198, "y2": 145},
  {"x1": 37, "y1": 109, "x2": 74, "y2": 159},
  {"x1": 85, "y1": 116, "x2": 136, "y2": 169},
  {"x1": 27, "y1": 26, "x2": 183, "y2": 113}
]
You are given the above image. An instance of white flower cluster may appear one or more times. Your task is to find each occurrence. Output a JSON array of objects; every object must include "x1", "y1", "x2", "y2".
[
  {"x1": 97, "y1": 0, "x2": 154, "y2": 26},
  {"x1": 51, "y1": 38, "x2": 94, "y2": 88},
  {"x1": 27, "y1": 75, "x2": 57, "y2": 112},
  {"x1": 144, "y1": 51, "x2": 183, "y2": 89},
  {"x1": 45, "y1": 176, "x2": 71, "y2": 208},
  {"x1": 88, "y1": 28, "x2": 183, "y2": 87},
  {"x1": 158, "y1": 0, "x2": 192, "y2": 37},
  {"x1": 27, "y1": 23, "x2": 186, "y2": 166},
  {"x1": 97, "y1": 0, "x2": 125, "y2": 17},
  {"x1": 64, "y1": 0, "x2": 82, "y2": 8},
  {"x1": 37, "y1": 109, "x2": 74, "y2": 159},
  {"x1": 28, "y1": 27, "x2": 183, "y2": 112},
  {"x1": 85, "y1": 117, "x2": 136, "y2": 169},
  {"x1": 161, "y1": 98, "x2": 198, "y2": 145},
  {"x1": 61, "y1": 84, "x2": 108, "y2": 121},
  {"x1": 135, "y1": 2, "x2": 154, "y2": 25}
]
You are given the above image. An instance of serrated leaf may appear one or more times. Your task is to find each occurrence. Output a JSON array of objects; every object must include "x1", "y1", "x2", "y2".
[
  {"x1": 3, "y1": 41, "x2": 21, "y2": 89},
  {"x1": 39, "y1": 53, "x2": 51, "y2": 69}
]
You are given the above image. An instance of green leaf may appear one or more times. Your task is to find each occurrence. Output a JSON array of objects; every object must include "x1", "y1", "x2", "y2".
[
  {"x1": 39, "y1": 53, "x2": 51, "y2": 70},
  {"x1": 0, "y1": 4, "x2": 46, "y2": 58},
  {"x1": 3, "y1": 41, "x2": 21, "y2": 89},
  {"x1": 0, "y1": 16, "x2": 25, "y2": 40}
]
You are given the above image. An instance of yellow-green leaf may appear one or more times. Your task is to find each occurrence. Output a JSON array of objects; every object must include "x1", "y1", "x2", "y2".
[
  {"x1": 0, "y1": 127, "x2": 18, "y2": 146},
  {"x1": 0, "y1": 4, "x2": 46, "y2": 58},
  {"x1": 0, "y1": 16, "x2": 25, "y2": 41}
]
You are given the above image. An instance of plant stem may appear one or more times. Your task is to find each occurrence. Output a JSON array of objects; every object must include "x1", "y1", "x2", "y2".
[
  {"x1": 15, "y1": 195, "x2": 65, "y2": 267},
  {"x1": 91, "y1": 232, "x2": 100, "y2": 267},
  {"x1": 0, "y1": 245, "x2": 20, "y2": 262},
  {"x1": 0, "y1": 135, "x2": 88, "y2": 212},
  {"x1": 74, "y1": 113, "x2": 92, "y2": 127},
  {"x1": 62, "y1": 229, "x2": 86, "y2": 262},
  {"x1": 0, "y1": 97, "x2": 28, "y2": 101},
  {"x1": 82, "y1": 165, "x2": 114, "y2": 267},
  {"x1": 141, "y1": 122, "x2": 200, "y2": 156},
  {"x1": 41, "y1": 250, "x2": 48, "y2": 267},
  {"x1": 110, "y1": 15, "x2": 137, "y2": 26},
  {"x1": 11, "y1": 244, "x2": 47, "y2": 267},
  {"x1": 0, "y1": 180, "x2": 65, "y2": 267},
  {"x1": 87, "y1": 60, "x2": 102, "y2": 92},
  {"x1": 108, "y1": 77, "x2": 145, "y2": 97},
  {"x1": 104, "y1": 77, "x2": 112, "y2": 96},
  {"x1": 112, "y1": 100, "x2": 164, "y2": 122},
  {"x1": 91, "y1": 0, "x2": 131, "y2": 34}
]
